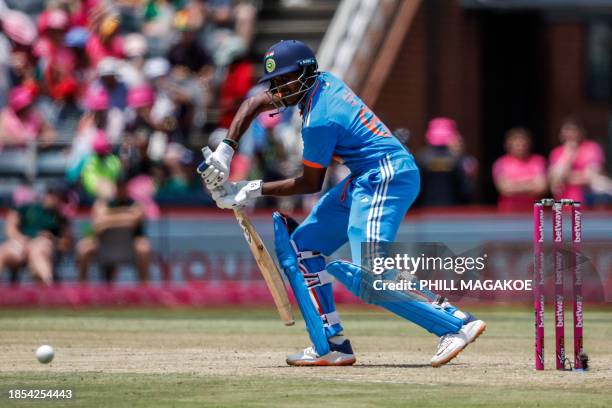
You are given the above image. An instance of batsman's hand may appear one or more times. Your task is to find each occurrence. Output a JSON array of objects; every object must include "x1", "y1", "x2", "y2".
[
  {"x1": 214, "y1": 180, "x2": 263, "y2": 209},
  {"x1": 199, "y1": 143, "x2": 234, "y2": 189}
]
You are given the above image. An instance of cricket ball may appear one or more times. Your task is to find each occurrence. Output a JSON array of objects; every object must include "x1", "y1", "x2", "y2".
[{"x1": 36, "y1": 345, "x2": 54, "y2": 364}]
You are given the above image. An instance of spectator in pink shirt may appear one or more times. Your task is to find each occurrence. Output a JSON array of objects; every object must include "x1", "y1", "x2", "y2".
[
  {"x1": 549, "y1": 117, "x2": 605, "y2": 203},
  {"x1": 0, "y1": 86, "x2": 56, "y2": 150},
  {"x1": 85, "y1": 13, "x2": 123, "y2": 67},
  {"x1": 493, "y1": 128, "x2": 547, "y2": 211}
]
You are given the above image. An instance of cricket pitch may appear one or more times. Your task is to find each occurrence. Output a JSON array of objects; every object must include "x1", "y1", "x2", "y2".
[{"x1": 1, "y1": 306, "x2": 611, "y2": 407}]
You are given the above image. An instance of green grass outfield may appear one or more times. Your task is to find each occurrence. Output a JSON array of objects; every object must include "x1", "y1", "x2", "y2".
[{"x1": 0, "y1": 306, "x2": 611, "y2": 408}]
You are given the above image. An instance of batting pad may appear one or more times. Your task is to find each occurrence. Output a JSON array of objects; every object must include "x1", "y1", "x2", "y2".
[
  {"x1": 327, "y1": 260, "x2": 463, "y2": 336},
  {"x1": 273, "y1": 212, "x2": 330, "y2": 356}
]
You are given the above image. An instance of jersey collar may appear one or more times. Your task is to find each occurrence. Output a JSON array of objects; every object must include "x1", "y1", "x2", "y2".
[{"x1": 299, "y1": 76, "x2": 322, "y2": 117}]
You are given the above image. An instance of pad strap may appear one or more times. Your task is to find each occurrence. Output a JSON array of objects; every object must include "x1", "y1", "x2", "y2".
[
  {"x1": 290, "y1": 241, "x2": 322, "y2": 261},
  {"x1": 303, "y1": 270, "x2": 334, "y2": 288},
  {"x1": 322, "y1": 311, "x2": 341, "y2": 327}
]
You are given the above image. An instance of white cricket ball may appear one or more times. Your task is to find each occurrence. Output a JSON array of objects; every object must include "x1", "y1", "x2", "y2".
[{"x1": 35, "y1": 345, "x2": 54, "y2": 364}]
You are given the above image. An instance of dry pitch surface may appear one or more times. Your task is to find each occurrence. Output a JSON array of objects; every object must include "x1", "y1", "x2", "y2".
[{"x1": 0, "y1": 306, "x2": 611, "y2": 407}]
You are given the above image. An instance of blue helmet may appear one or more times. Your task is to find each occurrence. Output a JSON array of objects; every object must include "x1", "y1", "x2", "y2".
[{"x1": 258, "y1": 40, "x2": 318, "y2": 84}]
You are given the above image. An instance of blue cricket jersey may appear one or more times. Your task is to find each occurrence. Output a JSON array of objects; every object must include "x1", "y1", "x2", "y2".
[{"x1": 299, "y1": 72, "x2": 415, "y2": 175}]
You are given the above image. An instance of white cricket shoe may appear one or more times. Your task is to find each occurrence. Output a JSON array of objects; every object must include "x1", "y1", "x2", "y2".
[
  {"x1": 430, "y1": 331, "x2": 468, "y2": 367},
  {"x1": 431, "y1": 312, "x2": 487, "y2": 367},
  {"x1": 286, "y1": 338, "x2": 356, "y2": 366},
  {"x1": 461, "y1": 318, "x2": 487, "y2": 344}
]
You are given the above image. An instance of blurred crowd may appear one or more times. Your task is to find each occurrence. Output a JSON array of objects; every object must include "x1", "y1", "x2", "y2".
[
  {"x1": 413, "y1": 116, "x2": 612, "y2": 211},
  {"x1": 0, "y1": 0, "x2": 260, "y2": 210},
  {"x1": 0, "y1": 0, "x2": 265, "y2": 284},
  {"x1": 492, "y1": 116, "x2": 612, "y2": 210}
]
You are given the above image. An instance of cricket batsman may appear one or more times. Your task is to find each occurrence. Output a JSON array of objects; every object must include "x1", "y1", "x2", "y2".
[{"x1": 199, "y1": 40, "x2": 486, "y2": 367}]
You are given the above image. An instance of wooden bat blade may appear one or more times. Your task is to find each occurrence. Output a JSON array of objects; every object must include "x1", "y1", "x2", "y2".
[{"x1": 234, "y1": 209, "x2": 295, "y2": 326}]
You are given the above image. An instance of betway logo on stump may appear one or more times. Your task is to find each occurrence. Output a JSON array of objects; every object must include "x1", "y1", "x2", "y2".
[
  {"x1": 573, "y1": 209, "x2": 582, "y2": 243},
  {"x1": 556, "y1": 295, "x2": 564, "y2": 327},
  {"x1": 554, "y1": 209, "x2": 563, "y2": 243},
  {"x1": 575, "y1": 296, "x2": 584, "y2": 328}
]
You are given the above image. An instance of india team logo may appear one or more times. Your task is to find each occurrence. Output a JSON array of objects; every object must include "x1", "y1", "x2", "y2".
[{"x1": 265, "y1": 58, "x2": 276, "y2": 73}]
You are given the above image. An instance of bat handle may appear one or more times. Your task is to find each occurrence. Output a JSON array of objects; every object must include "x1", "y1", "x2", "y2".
[
  {"x1": 198, "y1": 147, "x2": 233, "y2": 195},
  {"x1": 196, "y1": 147, "x2": 213, "y2": 175},
  {"x1": 201, "y1": 146, "x2": 213, "y2": 159}
]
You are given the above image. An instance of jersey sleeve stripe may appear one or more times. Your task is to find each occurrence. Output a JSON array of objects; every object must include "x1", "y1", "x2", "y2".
[{"x1": 303, "y1": 159, "x2": 325, "y2": 169}]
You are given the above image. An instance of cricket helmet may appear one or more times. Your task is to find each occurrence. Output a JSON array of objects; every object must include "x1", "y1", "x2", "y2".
[
  {"x1": 258, "y1": 40, "x2": 317, "y2": 84},
  {"x1": 259, "y1": 40, "x2": 319, "y2": 113}
]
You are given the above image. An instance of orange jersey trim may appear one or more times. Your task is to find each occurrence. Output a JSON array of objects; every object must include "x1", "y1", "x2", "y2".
[
  {"x1": 303, "y1": 159, "x2": 325, "y2": 169},
  {"x1": 332, "y1": 155, "x2": 345, "y2": 164}
]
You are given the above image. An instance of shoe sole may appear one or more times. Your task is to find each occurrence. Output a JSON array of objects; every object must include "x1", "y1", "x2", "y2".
[
  {"x1": 431, "y1": 321, "x2": 487, "y2": 368},
  {"x1": 287, "y1": 357, "x2": 357, "y2": 367},
  {"x1": 466, "y1": 321, "x2": 487, "y2": 344}
]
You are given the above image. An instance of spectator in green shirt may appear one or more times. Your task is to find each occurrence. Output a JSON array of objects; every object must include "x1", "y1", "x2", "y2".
[
  {"x1": 0, "y1": 183, "x2": 71, "y2": 285},
  {"x1": 80, "y1": 130, "x2": 122, "y2": 199}
]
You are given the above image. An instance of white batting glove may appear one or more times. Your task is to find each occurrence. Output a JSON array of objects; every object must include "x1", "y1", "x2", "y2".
[
  {"x1": 214, "y1": 180, "x2": 263, "y2": 210},
  {"x1": 210, "y1": 185, "x2": 233, "y2": 203},
  {"x1": 202, "y1": 142, "x2": 235, "y2": 189}
]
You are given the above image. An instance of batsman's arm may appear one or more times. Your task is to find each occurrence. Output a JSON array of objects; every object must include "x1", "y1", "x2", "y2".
[
  {"x1": 225, "y1": 92, "x2": 281, "y2": 144},
  {"x1": 200, "y1": 92, "x2": 281, "y2": 188},
  {"x1": 261, "y1": 165, "x2": 327, "y2": 196}
]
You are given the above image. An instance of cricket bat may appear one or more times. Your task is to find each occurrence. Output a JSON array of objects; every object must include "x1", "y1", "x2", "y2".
[
  {"x1": 233, "y1": 209, "x2": 295, "y2": 326},
  {"x1": 198, "y1": 147, "x2": 294, "y2": 326}
]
